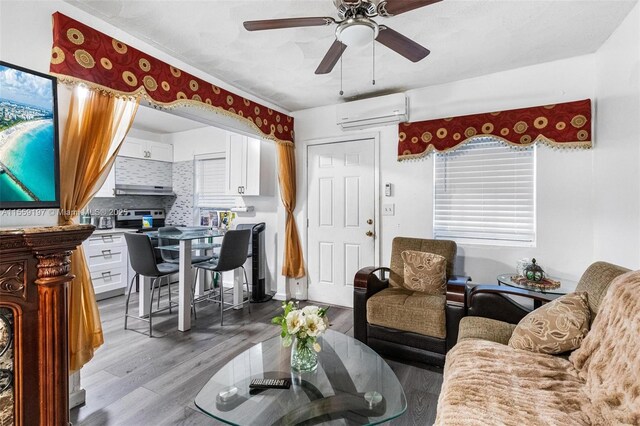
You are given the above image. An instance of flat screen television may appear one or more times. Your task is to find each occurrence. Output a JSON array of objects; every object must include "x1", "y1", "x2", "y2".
[{"x1": 0, "y1": 61, "x2": 60, "y2": 209}]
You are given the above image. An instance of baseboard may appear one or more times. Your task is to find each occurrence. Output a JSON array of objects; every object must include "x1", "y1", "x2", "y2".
[
  {"x1": 95, "y1": 288, "x2": 125, "y2": 301},
  {"x1": 273, "y1": 291, "x2": 287, "y2": 301},
  {"x1": 69, "y1": 387, "x2": 86, "y2": 409}
]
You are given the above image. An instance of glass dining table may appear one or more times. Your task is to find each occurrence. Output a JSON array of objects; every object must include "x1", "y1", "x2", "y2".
[{"x1": 143, "y1": 228, "x2": 227, "y2": 332}]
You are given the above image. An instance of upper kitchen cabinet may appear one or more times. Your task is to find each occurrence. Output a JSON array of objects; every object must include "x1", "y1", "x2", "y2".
[
  {"x1": 119, "y1": 136, "x2": 173, "y2": 162},
  {"x1": 94, "y1": 167, "x2": 116, "y2": 198},
  {"x1": 226, "y1": 134, "x2": 261, "y2": 196}
]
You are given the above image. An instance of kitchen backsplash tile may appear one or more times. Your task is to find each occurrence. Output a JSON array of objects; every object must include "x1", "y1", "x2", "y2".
[
  {"x1": 115, "y1": 157, "x2": 172, "y2": 187},
  {"x1": 165, "y1": 160, "x2": 195, "y2": 226},
  {"x1": 88, "y1": 195, "x2": 173, "y2": 215}
]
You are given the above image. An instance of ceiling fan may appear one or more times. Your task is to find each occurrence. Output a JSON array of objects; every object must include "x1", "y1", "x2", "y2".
[{"x1": 243, "y1": 0, "x2": 441, "y2": 75}]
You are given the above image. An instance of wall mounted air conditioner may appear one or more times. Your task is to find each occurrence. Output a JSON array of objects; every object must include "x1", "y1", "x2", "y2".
[{"x1": 336, "y1": 93, "x2": 409, "y2": 130}]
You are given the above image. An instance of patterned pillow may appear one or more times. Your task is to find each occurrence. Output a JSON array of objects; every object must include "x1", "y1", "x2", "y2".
[
  {"x1": 401, "y1": 250, "x2": 447, "y2": 295},
  {"x1": 508, "y1": 292, "x2": 590, "y2": 354}
]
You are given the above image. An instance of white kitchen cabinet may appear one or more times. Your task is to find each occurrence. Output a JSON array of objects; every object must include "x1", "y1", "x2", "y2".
[
  {"x1": 119, "y1": 137, "x2": 146, "y2": 158},
  {"x1": 119, "y1": 136, "x2": 173, "y2": 162},
  {"x1": 93, "y1": 167, "x2": 115, "y2": 198},
  {"x1": 225, "y1": 134, "x2": 260, "y2": 196},
  {"x1": 148, "y1": 140, "x2": 173, "y2": 162},
  {"x1": 83, "y1": 231, "x2": 130, "y2": 300}
]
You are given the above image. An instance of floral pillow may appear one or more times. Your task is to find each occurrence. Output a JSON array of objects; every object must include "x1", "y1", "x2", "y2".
[
  {"x1": 401, "y1": 250, "x2": 447, "y2": 295},
  {"x1": 509, "y1": 292, "x2": 590, "y2": 354}
]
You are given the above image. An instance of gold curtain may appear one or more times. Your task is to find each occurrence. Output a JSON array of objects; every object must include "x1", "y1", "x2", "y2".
[
  {"x1": 276, "y1": 143, "x2": 305, "y2": 278},
  {"x1": 58, "y1": 86, "x2": 139, "y2": 372}
]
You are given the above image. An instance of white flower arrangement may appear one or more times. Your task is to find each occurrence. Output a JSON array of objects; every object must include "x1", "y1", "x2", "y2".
[{"x1": 272, "y1": 301, "x2": 329, "y2": 352}]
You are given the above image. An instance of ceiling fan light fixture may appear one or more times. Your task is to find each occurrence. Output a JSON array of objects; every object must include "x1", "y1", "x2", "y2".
[{"x1": 336, "y1": 18, "x2": 379, "y2": 46}]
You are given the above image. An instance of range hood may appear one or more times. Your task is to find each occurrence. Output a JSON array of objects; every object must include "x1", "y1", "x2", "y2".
[{"x1": 114, "y1": 184, "x2": 175, "y2": 196}]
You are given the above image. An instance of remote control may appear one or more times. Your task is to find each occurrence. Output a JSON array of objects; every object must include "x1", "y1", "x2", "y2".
[{"x1": 249, "y1": 378, "x2": 291, "y2": 389}]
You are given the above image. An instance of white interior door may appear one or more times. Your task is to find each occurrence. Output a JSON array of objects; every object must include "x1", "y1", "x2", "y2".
[{"x1": 307, "y1": 139, "x2": 376, "y2": 307}]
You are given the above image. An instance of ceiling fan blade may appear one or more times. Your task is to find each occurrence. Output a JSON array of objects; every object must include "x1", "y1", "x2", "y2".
[
  {"x1": 376, "y1": 26, "x2": 430, "y2": 62},
  {"x1": 315, "y1": 40, "x2": 347, "y2": 74},
  {"x1": 243, "y1": 17, "x2": 335, "y2": 31},
  {"x1": 377, "y1": 0, "x2": 442, "y2": 17}
]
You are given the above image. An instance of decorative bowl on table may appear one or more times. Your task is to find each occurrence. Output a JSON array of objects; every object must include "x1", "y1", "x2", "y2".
[{"x1": 510, "y1": 275, "x2": 562, "y2": 291}]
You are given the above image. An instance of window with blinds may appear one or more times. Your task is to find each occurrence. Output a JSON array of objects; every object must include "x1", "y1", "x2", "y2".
[
  {"x1": 433, "y1": 137, "x2": 536, "y2": 246},
  {"x1": 194, "y1": 154, "x2": 236, "y2": 208}
]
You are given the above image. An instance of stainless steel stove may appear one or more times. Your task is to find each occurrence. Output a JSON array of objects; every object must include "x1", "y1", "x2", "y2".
[{"x1": 116, "y1": 209, "x2": 166, "y2": 232}]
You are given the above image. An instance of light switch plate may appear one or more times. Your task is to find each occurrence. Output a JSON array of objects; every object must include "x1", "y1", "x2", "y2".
[{"x1": 382, "y1": 204, "x2": 395, "y2": 216}]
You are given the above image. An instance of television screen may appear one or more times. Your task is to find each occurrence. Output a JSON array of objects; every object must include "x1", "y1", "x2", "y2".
[{"x1": 0, "y1": 61, "x2": 60, "y2": 209}]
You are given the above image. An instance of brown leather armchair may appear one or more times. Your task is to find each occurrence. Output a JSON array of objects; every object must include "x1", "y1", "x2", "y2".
[{"x1": 353, "y1": 237, "x2": 470, "y2": 366}]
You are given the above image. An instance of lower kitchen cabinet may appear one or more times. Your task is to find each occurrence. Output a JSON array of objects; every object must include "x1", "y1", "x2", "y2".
[{"x1": 83, "y1": 230, "x2": 130, "y2": 300}]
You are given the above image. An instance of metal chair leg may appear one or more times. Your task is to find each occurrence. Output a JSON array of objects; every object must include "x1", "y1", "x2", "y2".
[
  {"x1": 124, "y1": 273, "x2": 138, "y2": 330},
  {"x1": 168, "y1": 275, "x2": 173, "y2": 314},
  {"x1": 191, "y1": 268, "x2": 199, "y2": 320},
  {"x1": 157, "y1": 276, "x2": 162, "y2": 310},
  {"x1": 220, "y1": 284, "x2": 224, "y2": 326}
]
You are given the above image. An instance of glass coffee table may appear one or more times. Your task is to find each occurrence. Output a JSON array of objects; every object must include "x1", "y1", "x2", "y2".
[{"x1": 195, "y1": 330, "x2": 407, "y2": 425}]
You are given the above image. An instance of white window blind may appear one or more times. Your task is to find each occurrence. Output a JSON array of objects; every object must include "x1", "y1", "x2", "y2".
[
  {"x1": 194, "y1": 155, "x2": 236, "y2": 208},
  {"x1": 433, "y1": 137, "x2": 536, "y2": 246}
]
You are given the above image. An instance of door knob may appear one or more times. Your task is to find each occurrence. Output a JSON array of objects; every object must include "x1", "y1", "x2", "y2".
[
  {"x1": 366, "y1": 230, "x2": 374, "y2": 237},
  {"x1": 367, "y1": 219, "x2": 373, "y2": 225}
]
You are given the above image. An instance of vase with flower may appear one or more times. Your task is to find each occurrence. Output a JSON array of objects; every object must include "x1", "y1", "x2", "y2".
[{"x1": 272, "y1": 302, "x2": 329, "y2": 372}]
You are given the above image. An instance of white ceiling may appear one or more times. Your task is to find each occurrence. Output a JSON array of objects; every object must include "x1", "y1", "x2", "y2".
[
  {"x1": 132, "y1": 104, "x2": 208, "y2": 133},
  {"x1": 65, "y1": 0, "x2": 636, "y2": 111}
]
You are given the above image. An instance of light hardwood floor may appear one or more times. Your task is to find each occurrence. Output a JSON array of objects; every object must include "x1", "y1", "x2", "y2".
[{"x1": 72, "y1": 291, "x2": 443, "y2": 425}]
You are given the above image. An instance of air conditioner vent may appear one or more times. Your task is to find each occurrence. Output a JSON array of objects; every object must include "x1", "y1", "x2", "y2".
[{"x1": 336, "y1": 93, "x2": 408, "y2": 130}]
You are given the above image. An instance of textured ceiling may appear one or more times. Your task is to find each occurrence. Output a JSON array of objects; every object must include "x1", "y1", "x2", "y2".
[
  {"x1": 132, "y1": 104, "x2": 208, "y2": 134},
  {"x1": 65, "y1": 0, "x2": 636, "y2": 111}
]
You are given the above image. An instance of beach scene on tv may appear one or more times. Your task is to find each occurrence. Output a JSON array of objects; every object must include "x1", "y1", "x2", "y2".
[{"x1": 0, "y1": 64, "x2": 57, "y2": 203}]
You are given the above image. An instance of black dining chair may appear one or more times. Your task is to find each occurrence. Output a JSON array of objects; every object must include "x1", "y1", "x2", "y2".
[
  {"x1": 191, "y1": 229, "x2": 251, "y2": 325},
  {"x1": 124, "y1": 232, "x2": 180, "y2": 337}
]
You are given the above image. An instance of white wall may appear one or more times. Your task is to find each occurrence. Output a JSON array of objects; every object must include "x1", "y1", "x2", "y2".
[
  {"x1": 127, "y1": 127, "x2": 165, "y2": 144},
  {"x1": 167, "y1": 126, "x2": 228, "y2": 162},
  {"x1": 166, "y1": 127, "x2": 281, "y2": 292},
  {"x1": 592, "y1": 4, "x2": 640, "y2": 269},
  {"x1": 291, "y1": 48, "x2": 640, "y2": 288}
]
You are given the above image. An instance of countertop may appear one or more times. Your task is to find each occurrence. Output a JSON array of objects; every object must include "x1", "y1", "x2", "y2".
[{"x1": 91, "y1": 227, "x2": 133, "y2": 235}]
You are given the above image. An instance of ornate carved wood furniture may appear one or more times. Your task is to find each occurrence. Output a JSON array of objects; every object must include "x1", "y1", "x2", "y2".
[
  {"x1": 0, "y1": 225, "x2": 93, "y2": 426},
  {"x1": 353, "y1": 237, "x2": 470, "y2": 367}
]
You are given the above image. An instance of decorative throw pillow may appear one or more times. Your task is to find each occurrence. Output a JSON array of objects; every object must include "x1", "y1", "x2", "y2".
[
  {"x1": 401, "y1": 250, "x2": 447, "y2": 295},
  {"x1": 508, "y1": 292, "x2": 590, "y2": 354}
]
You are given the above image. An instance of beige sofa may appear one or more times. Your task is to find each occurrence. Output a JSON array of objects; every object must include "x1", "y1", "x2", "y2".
[{"x1": 435, "y1": 263, "x2": 640, "y2": 425}]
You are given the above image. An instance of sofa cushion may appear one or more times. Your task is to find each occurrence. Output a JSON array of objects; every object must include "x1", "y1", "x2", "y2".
[
  {"x1": 574, "y1": 261, "x2": 630, "y2": 326},
  {"x1": 401, "y1": 250, "x2": 447, "y2": 294},
  {"x1": 389, "y1": 237, "x2": 456, "y2": 288},
  {"x1": 366, "y1": 287, "x2": 446, "y2": 338},
  {"x1": 508, "y1": 292, "x2": 590, "y2": 354},
  {"x1": 435, "y1": 339, "x2": 592, "y2": 426},
  {"x1": 457, "y1": 316, "x2": 516, "y2": 345},
  {"x1": 570, "y1": 270, "x2": 640, "y2": 425}
]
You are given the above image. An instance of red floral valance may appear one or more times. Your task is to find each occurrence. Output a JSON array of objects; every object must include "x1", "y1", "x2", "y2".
[
  {"x1": 49, "y1": 12, "x2": 294, "y2": 145},
  {"x1": 398, "y1": 99, "x2": 592, "y2": 160}
]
